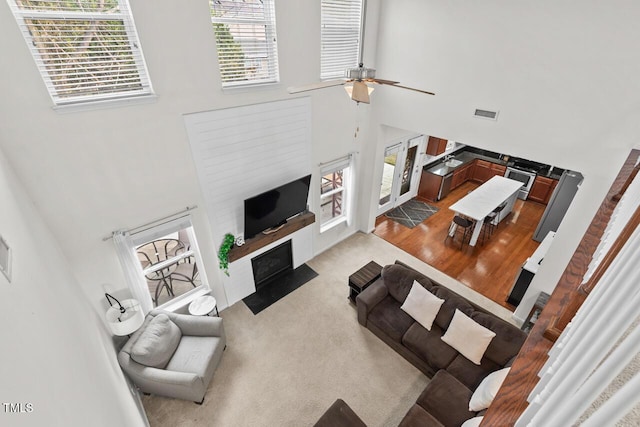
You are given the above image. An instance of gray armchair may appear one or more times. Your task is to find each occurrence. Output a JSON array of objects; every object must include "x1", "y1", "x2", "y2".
[{"x1": 118, "y1": 309, "x2": 226, "y2": 403}]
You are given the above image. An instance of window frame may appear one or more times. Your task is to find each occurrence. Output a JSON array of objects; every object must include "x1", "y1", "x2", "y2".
[
  {"x1": 320, "y1": 0, "x2": 364, "y2": 80},
  {"x1": 6, "y1": 0, "x2": 153, "y2": 107},
  {"x1": 123, "y1": 216, "x2": 211, "y2": 312},
  {"x1": 210, "y1": 0, "x2": 280, "y2": 88},
  {"x1": 320, "y1": 155, "x2": 353, "y2": 232}
]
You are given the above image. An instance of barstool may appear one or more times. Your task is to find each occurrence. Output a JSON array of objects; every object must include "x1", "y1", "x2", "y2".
[
  {"x1": 482, "y1": 204, "x2": 507, "y2": 242},
  {"x1": 446, "y1": 215, "x2": 475, "y2": 249}
]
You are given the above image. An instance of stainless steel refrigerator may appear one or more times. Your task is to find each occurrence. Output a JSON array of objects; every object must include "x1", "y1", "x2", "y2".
[{"x1": 533, "y1": 170, "x2": 584, "y2": 242}]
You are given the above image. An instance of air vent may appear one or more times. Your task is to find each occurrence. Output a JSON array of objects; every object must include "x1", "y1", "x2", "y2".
[
  {"x1": 474, "y1": 109, "x2": 499, "y2": 121},
  {"x1": 0, "y1": 235, "x2": 11, "y2": 282}
]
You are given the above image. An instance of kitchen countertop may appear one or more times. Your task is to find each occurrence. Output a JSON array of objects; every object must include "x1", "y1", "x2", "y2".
[{"x1": 424, "y1": 149, "x2": 563, "y2": 180}]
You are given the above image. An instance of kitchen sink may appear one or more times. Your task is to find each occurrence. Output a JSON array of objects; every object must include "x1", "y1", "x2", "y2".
[{"x1": 445, "y1": 159, "x2": 464, "y2": 167}]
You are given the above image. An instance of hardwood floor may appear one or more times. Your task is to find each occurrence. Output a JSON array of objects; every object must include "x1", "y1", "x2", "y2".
[{"x1": 374, "y1": 181, "x2": 546, "y2": 311}]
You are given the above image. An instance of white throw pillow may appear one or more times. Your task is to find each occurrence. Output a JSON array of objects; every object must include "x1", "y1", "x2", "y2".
[
  {"x1": 469, "y1": 367, "x2": 511, "y2": 411},
  {"x1": 131, "y1": 314, "x2": 182, "y2": 368},
  {"x1": 400, "y1": 280, "x2": 445, "y2": 331},
  {"x1": 441, "y1": 309, "x2": 496, "y2": 365},
  {"x1": 461, "y1": 416, "x2": 484, "y2": 427}
]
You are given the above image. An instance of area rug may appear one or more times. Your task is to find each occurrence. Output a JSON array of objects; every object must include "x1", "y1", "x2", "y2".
[
  {"x1": 243, "y1": 264, "x2": 318, "y2": 314},
  {"x1": 385, "y1": 199, "x2": 439, "y2": 228}
]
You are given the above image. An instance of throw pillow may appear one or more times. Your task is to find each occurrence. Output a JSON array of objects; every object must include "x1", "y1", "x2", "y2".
[
  {"x1": 131, "y1": 314, "x2": 182, "y2": 368},
  {"x1": 469, "y1": 367, "x2": 511, "y2": 411},
  {"x1": 441, "y1": 309, "x2": 496, "y2": 365},
  {"x1": 401, "y1": 280, "x2": 445, "y2": 331},
  {"x1": 461, "y1": 416, "x2": 484, "y2": 427}
]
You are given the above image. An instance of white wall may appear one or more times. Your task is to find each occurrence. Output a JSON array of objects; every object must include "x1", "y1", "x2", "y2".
[
  {"x1": 0, "y1": 0, "x2": 365, "y2": 314},
  {"x1": 0, "y1": 149, "x2": 147, "y2": 426},
  {"x1": 363, "y1": 0, "x2": 640, "y2": 320}
]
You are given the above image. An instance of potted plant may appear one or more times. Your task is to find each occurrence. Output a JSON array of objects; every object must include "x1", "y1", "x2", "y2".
[{"x1": 218, "y1": 233, "x2": 235, "y2": 276}]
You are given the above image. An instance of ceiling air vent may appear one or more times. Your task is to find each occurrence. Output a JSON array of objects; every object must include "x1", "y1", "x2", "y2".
[{"x1": 474, "y1": 109, "x2": 499, "y2": 121}]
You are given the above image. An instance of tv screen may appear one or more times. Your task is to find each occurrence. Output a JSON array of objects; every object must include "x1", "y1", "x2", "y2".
[{"x1": 244, "y1": 174, "x2": 312, "y2": 239}]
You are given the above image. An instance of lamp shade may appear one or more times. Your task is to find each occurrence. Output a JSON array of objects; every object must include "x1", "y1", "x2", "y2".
[{"x1": 105, "y1": 299, "x2": 145, "y2": 336}]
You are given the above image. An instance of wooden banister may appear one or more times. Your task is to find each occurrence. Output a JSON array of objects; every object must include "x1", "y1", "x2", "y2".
[{"x1": 481, "y1": 149, "x2": 640, "y2": 426}]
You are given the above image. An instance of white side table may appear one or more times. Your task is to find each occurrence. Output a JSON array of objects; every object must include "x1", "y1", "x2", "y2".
[{"x1": 188, "y1": 295, "x2": 218, "y2": 317}]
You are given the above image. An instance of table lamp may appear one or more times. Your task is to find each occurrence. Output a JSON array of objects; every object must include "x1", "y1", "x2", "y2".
[{"x1": 105, "y1": 293, "x2": 145, "y2": 336}]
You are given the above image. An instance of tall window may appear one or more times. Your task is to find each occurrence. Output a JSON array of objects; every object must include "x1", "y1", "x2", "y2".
[
  {"x1": 320, "y1": 155, "x2": 353, "y2": 232},
  {"x1": 210, "y1": 0, "x2": 279, "y2": 87},
  {"x1": 6, "y1": 0, "x2": 153, "y2": 106},
  {"x1": 321, "y1": 0, "x2": 363, "y2": 80}
]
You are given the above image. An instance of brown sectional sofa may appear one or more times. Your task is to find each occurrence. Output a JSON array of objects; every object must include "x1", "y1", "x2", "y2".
[{"x1": 355, "y1": 261, "x2": 527, "y2": 426}]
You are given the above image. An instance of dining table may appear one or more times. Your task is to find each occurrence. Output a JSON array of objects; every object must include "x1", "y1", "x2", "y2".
[{"x1": 448, "y1": 175, "x2": 523, "y2": 246}]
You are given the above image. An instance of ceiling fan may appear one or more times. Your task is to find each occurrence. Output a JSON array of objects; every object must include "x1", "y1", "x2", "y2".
[
  {"x1": 287, "y1": 1, "x2": 434, "y2": 104},
  {"x1": 288, "y1": 63, "x2": 435, "y2": 104}
]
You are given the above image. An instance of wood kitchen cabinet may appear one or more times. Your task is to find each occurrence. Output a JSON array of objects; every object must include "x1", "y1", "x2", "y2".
[
  {"x1": 426, "y1": 136, "x2": 448, "y2": 156},
  {"x1": 472, "y1": 159, "x2": 493, "y2": 183},
  {"x1": 451, "y1": 162, "x2": 474, "y2": 189},
  {"x1": 490, "y1": 163, "x2": 507, "y2": 179},
  {"x1": 529, "y1": 176, "x2": 558, "y2": 204},
  {"x1": 418, "y1": 171, "x2": 443, "y2": 202}
]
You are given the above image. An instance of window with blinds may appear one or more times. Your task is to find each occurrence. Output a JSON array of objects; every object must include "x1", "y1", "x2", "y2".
[
  {"x1": 6, "y1": 0, "x2": 153, "y2": 106},
  {"x1": 321, "y1": 0, "x2": 363, "y2": 80},
  {"x1": 210, "y1": 0, "x2": 279, "y2": 87}
]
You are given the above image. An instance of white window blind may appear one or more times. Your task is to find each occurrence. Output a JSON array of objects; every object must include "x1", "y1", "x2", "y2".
[
  {"x1": 321, "y1": 0, "x2": 363, "y2": 80},
  {"x1": 6, "y1": 0, "x2": 153, "y2": 106},
  {"x1": 210, "y1": 0, "x2": 279, "y2": 87}
]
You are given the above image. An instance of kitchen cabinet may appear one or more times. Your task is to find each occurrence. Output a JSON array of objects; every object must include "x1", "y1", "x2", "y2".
[
  {"x1": 472, "y1": 159, "x2": 493, "y2": 183},
  {"x1": 451, "y1": 162, "x2": 474, "y2": 189},
  {"x1": 490, "y1": 163, "x2": 507, "y2": 179},
  {"x1": 418, "y1": 171, "x2": 442, "y2": 202},
  {"x1": 426, "y1": 136, "x2": 448, "y2": 156},
  {"x1": 529, "y1": 176, "x2": 558, "y2": 204}
]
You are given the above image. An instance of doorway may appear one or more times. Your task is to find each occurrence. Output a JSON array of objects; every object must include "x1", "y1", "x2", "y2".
[{"x1": 377, "y1": 135, "x2": 425, "y2": 215}]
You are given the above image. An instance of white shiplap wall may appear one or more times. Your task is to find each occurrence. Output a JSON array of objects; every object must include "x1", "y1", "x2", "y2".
[{"x1": 183, "y1": 97, "x2": 313, "y2": 305}]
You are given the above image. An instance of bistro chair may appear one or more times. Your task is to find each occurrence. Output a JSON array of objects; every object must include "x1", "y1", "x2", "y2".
[{"x1": 481, "y1": 203, "x2": 507, "y2": 243}]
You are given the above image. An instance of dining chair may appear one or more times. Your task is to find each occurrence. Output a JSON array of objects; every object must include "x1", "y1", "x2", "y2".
[
  {"x1": 481, "y1": 203, "x2": 507, "y2": 242},
  {"x1": 446, "y1": 215, "x2": 475, "y2": 249}
]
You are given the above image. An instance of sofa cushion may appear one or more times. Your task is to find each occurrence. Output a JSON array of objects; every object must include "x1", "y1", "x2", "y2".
[
  {"x1": 431, "y1": 286, "x2": 475, "y2": 330},
  {"x1": 398, "y1": 404, "x2": 445, "y2": 427},
  {"x1": 469, "y1": 367, "x2": 510, "y2": 411},
  {"x1": 401, "y1": 281, "x2": 445, "y2": 331},
  {"x1": 471, "y1": 312, "x2": 527, "y2": 366},
  {"x1": 165, "y1": 336, "x2": 222, "y2": 379},
  {"x1": 415, "y1": 370, "x2": 476, "y2": 427},
  {"x1": 402, "y1": 323, "x2": 458, "y2": 371},
  {"x1": 382, "y1": 263, "x2": 435, "y2": 302},
  {"x1": 368, "y1": 295, "x2": 415, "y2": 342},
  {"x1": 461, "y1": 416, "x2": 484, "y2": 427},
  {"x1": 446, "y1": 354, "x2": 501, "y2": 390},
  {"x1": 131, "y1": 314, "x2": 182, "y2": 368},
  {"x1": 441, "y1": 310, "x2": 496, "y2": 365}
]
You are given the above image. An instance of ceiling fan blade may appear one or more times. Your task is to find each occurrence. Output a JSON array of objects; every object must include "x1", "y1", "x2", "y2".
[
  {"x1": 287, "y1": 79, "x2": 347, "y2": 94},
  {"x1": 367, "y1": 78, "x2": 400, "y2": 85},
  {"x1": 390, "y1": 84, "x2": 436, "y2": 96}
]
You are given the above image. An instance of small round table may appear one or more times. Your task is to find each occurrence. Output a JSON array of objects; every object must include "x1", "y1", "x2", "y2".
[{"x1": 188, "y1": 295, "x2": 218, "y2": 317}]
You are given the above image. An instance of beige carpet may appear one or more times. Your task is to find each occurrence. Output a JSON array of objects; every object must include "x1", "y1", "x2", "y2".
[{"x1": 142, "y1": 232, "x2": 514, "y2": 427}]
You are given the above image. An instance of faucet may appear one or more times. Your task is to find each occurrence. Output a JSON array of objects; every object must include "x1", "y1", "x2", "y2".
[{"x1": 444, "y1": 154, "x2": 454, "y2": 161}]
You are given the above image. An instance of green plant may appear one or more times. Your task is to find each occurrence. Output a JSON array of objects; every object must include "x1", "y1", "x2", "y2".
[{"x1": 218, "y1": 233, "x2": 235, "y2": 276}]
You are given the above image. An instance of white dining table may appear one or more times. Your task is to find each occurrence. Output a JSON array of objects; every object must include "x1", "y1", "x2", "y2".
[{"x1": 448, "y1": 176, "x2": 523, "y2": 246}]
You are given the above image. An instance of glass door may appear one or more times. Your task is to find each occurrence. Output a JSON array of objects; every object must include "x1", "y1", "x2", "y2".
[{"x1": 377, "y1": 136, "x2": 425, "y2": 215}]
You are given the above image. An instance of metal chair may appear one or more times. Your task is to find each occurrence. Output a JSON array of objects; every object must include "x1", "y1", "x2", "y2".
[
  {"x1": 481, "y1": 203, "x2": 507, "y2": 242},
  {"x1": 446, "y1": 215, "x2": 475, "y2": 249}
]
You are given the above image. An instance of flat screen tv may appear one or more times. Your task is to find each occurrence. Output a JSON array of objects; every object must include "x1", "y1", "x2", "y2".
[{"x1": 244, "y1": 174, "x2": 312, "y2": 239}]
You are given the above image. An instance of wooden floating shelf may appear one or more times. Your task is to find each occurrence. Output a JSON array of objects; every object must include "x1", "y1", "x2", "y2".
[{"x1": 227, "y1": 211, "x2": 315, "y2": 263}]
